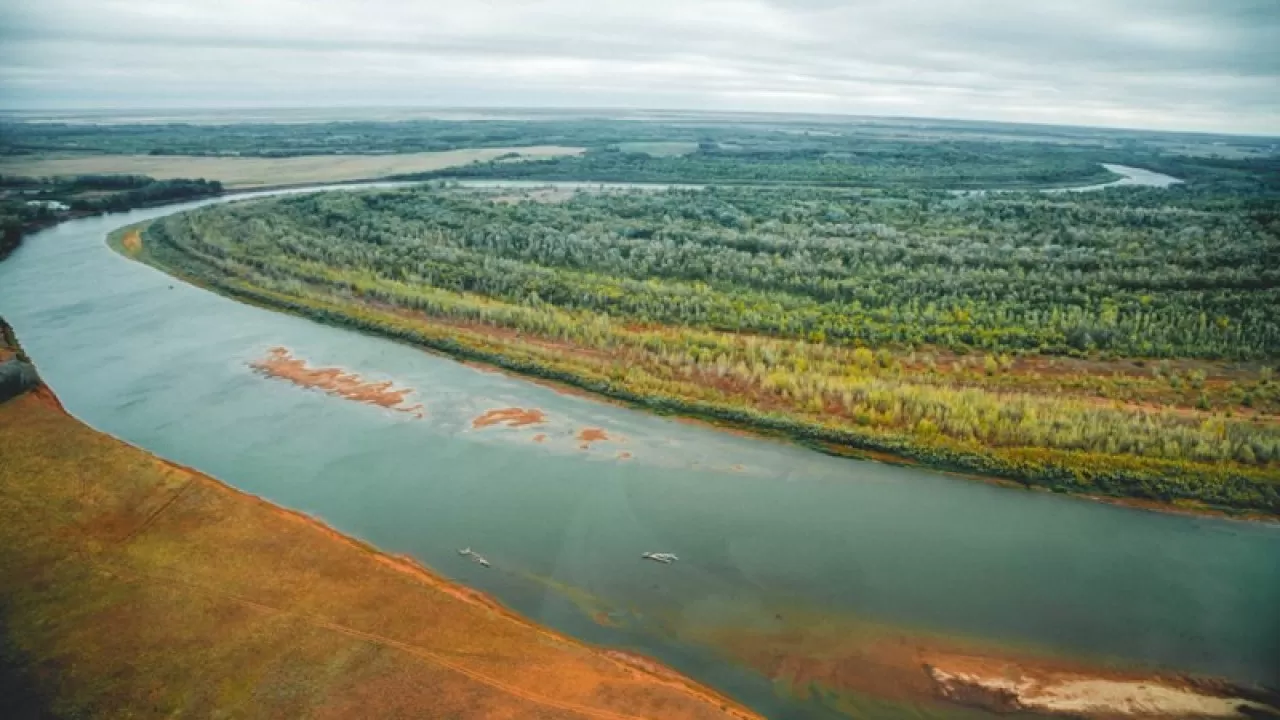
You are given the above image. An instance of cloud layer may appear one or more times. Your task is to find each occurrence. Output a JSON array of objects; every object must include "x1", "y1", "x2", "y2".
[{"x1": 1, "y1": 0, "x2": 1277, "y2": 133}]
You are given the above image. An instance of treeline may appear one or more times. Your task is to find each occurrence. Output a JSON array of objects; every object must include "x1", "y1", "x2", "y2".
[
  {"x1": 0, "y1": 204, "x2": 43, "y2": 258},
  {"x1": 0, "y1": 174, "x2": 221, "y2": 258},
  {"x1": 2, "y1": 174, "x2": 222, "y2": 211},
  {"x1": 64, "y1": 178, "x2": 222, "y2": 212},
  {"x1": 1, "y1": 118, "x2": 686, "y2": 157},
  {"x1": 2, "y1": 174, "x2": 157, "y2": 191}
]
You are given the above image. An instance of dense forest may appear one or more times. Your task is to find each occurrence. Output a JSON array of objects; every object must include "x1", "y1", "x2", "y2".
[
  {"x1": 408, "y1": 145, "x2": 1122, "y2": 189},
  {"x1": 160, "y1": 184, "x2": 1280, "y2": 359},
  {"x1": 410, "y1": 144, "x2": 1280, "y2": 192},
  {"x1": 134, "y1": 180, "x2": 1280, "y2": 513},
  {"x1": 0, "y1": 174, "x2": 221, "y2": 258}
]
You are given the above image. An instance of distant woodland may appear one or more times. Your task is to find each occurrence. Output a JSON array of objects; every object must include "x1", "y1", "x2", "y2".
[{"x1": 0, "y1": 174, "x2": 221, "y2": 258}]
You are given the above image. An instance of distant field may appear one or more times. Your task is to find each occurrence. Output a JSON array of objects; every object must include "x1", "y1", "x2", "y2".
[{"x1": 0, "y1": 146, "x2": 584, "y2": 189}]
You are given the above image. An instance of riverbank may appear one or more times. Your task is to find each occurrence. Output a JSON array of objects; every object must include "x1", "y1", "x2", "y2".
[{"x1": 0, "y1": 318, "x2": 758, "y2": 720}]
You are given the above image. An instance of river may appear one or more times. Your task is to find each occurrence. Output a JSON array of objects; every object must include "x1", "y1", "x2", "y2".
[
  {"x1": 1049, "y1": 164, "x2": 1184, "y2": 193},
  {"x1": 0, "y1": 182, "x2": 1274, "y2": 719}
]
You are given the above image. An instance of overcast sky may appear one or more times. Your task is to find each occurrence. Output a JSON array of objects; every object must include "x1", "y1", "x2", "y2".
[{"x1": 1, "y1": 0, "x2": 1277, "y2": 134}]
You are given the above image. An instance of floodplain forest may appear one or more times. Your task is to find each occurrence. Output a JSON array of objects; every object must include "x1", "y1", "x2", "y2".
[{"x1": 135, "y1": 178, "x2": 1280, "y2": 515}]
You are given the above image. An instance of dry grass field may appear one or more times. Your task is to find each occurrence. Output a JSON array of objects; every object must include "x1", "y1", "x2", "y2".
[
  {"x1": 0, "y1": 146, "x2": 584, "y2": 189},
  {"x1": 0, "y1": 330, "x2": 753, "y2": 719}
]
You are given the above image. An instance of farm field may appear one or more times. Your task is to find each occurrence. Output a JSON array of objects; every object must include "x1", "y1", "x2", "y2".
[{"x1": 0, "y1": 146, "x2": 584, "y2": 189}]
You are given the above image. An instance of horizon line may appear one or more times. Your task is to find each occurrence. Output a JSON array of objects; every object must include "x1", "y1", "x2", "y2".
[{"x1": 1, "y1": 104, "x2": 1277, "y2": 141}]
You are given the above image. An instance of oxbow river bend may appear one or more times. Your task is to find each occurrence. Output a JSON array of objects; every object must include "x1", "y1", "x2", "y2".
[{"x1": 1, "y1": 179, "x2": 1276, "y2": 719}]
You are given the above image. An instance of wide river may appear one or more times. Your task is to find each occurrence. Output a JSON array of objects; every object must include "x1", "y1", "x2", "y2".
[{"x1": 1, "y1": 181, "x2": 1275, "y2": 719}]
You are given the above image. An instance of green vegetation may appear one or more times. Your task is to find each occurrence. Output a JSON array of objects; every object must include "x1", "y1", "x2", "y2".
[
  {"x1": 1, "y1": 174, "x2": 222, "y2": 212},
  {"x1": 8, "y1": 113, "x2": 1275, "y2": 190},
  {"x1": 407, "y1": 143, "x2": 1125, "y2": 189},
  {"x1": 410, "y1": 140, "x2": 1280, "y2": 192},
  {"x1": 0, "y1": 117, "x2": 670, "y2": 157},
  {"x1": 1, "y1": 174, "x2": 221, "y2": 258},
  {"x1": 153, "y1": 184, "x2": 1279, "y2": 359},
  {"x1": 127, "y1": 177, "x2": 1280, "y2": 514}
]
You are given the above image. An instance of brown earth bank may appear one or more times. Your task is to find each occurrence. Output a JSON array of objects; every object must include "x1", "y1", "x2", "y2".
[
  {"x1": 250, "y1": 346, "x2": 424, "y2": 415},
  {"x1": 0, "y1": 327, "x2": 759, "y2": 720}
]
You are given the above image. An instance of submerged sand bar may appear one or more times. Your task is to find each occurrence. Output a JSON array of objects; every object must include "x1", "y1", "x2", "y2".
[
  {"x1": 250, "y1": 347, "x2": 423, "y2": 415},
  {"x1": 473, "y1": 407, "x2": 547, "y2": 429},
  {"x1": 926, "y1": 653, "x2": 1272, "y2": 718}
]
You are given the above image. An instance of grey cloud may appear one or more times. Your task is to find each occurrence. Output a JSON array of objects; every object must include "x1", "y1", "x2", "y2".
[{"x1": 0, "y1": 0, "x2": 1276, "y2": 133}]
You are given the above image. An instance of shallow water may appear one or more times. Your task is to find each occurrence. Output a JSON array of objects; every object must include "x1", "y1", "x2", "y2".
[{"x1": 0, "y1": 187, "x2": 1275, "y2": 719}]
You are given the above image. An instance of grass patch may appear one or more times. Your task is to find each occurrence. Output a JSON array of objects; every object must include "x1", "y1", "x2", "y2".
[{"x1": 0, "y1": 345, "x2": 755, "y2": 720}]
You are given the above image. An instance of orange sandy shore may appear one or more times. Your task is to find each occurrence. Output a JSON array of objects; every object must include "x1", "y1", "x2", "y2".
[
  {"x1": 121, "y1": 228, "x2": 142, "y2": 254},
  {"x1": 0, "y1": 375, "x2": 758, "y2": 719},
  {"x1": 250, "y1": 346, "x2": 424, "y2": 416}
]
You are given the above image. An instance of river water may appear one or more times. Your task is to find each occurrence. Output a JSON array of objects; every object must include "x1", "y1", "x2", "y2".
[
  {"x1": 1049, "y1": 164, "x2": 1184, "y2": 193},
  {"x1": 0, "y1": 183, "x2": 1275, "y2": 719}
]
